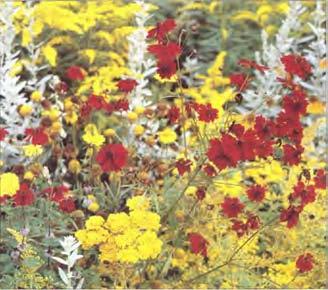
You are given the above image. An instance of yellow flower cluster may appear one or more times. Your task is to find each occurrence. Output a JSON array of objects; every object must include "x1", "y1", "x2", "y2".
[
  {"x1": 75, "y1": 196, "x2": 162, "y2": 264},
  {"x1": 82, "y1": 124, "x2": 105, "y2": 147},
  {"x1": 0, "y1": 173, "x2": 20, "y2": 197}
]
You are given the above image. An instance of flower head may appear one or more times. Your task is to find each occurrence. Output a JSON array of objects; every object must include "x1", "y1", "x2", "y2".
[
  {"x1": 296, "y1": 253, "x2": 314, "y2": 273},
  {"x1": 147, "y1": 18, "x2": 176, "y2": 43},
  {"x1": 158, "y1": 128, "x2": 177, "y2": 144},
  {"x1": 247, "y1": 184, "x2": 266, "y2": 202},
  {"x1": 0, "y1": 173, "x2": 20, "y2": 197},
  {"x1": 188, "y1": 232, "x2": 208, "y2": 257},
  {"x1": 281, "y1": 54, "x2": 312, "y2": 80},
  {"x1": 117, "y1": 79, "x2": 138, "y2": 93},
  {"x1": 96, "y1": 144, "x2": 128, "y2": 172},
  {"x1": 66, "y1": 65, "x2": 86, "y2": 81},
  {"x1": 221, "y1": 197, "x2": 244, "y2": 218}
]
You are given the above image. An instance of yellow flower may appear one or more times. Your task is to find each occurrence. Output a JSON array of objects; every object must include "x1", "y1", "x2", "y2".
[
  {"x1": 88, "y1": 202, "x2": 100, "y2": 213},
  {"x1": 19, "y1": 105, "x2": 33, "y2": 117},
  {"x1": 127, "y1": 196, "x2": 150, "y2": 211},
  {"x1": 134, "y1": 125, "x2": 145, "y2": 136},
  {"x1": 82, "y1": 124, "x2": 105, "y2": 147},
  {"x1": 127, "y1": 112, "x2": 138, "y2": 122},
  {"x1": 85, "y1": 215, "x2": 105, "y2": 230},
  {"x1": 105, "y1": 212, "x2": 131, "y2": 234},
  {"x1": 23, "y1": 171, "x2": 35, "y2": 181},
  {"x1": 158, "y1": 128, "x2": 177, "y2": 144},
  {"x1": 65, "y1": 111, "x2": 78, "y2": 125},
  {"x1": 22, "y1": 145, "x2": 43, "y2": 157},
  {"x1": 134, "y1": 106, "x2": 145, "y2": 115},
  {"x1": 104, "y1": 128, "x2": 116, "y2": 137},
  {"x1": 0, "y1": 173, "x2": 20, "y2": 197},
  {"x1": 130, "y1": 210, "x2": 161, "y2": 231},
  {"x1": 68, "y1": 159, "x2": 81, "y2": 174},
  {"x1": 136, "y1": 230, "x2": 162, "y2": 259}
]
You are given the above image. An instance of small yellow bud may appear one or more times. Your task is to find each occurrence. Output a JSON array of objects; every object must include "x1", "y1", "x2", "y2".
[
  {"x1": 64, "y1": 99, "x2": 74, "y2": 111},
  {"x1": 127, "y1": 112, "x2": 138, "y2": 122},
  {"x1": 104, "y1": 128, "x2": 116, "y2": 137},
  {"x1": 68, "y1": 159, "x2": 81, "y2": 174},
  {"x1": 30, "y1": 91, "x2": 42, "y2": 102},
  {"x1": 19, "y1": 105, "x2": 33, "y2": 117},
  {"x1": 51, "y1": 121, "x2": 62, "y2": 133},
  {"x1": 24, "y1": 171, "x2": 35, "y2": 181},
  {"x1": 134, "y1": 125, "x2": 145, "y2": 136},
  {"x1": 134, "y1": 106, "x2": 145, "y2": 115},
  {"x1": 88, "y1": 202, "x2": 100, "y2": 213}
]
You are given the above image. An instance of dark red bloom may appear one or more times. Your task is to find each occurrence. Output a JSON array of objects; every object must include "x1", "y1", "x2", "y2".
[
  {"x1": 148, "y1": 42, "x2": 182, "y2": 62},
  {"x1": 195, "y1": 103, "x2": 218, "y2": 122},
  {"x1": 314, "y1": 169, "x2": 326, "y2": 189},
  {"x1": 238, "y1": 59, "x2": 268, "y2": 73},
  {"x1": 235, "y1": 129, "x2": 259, "y2": 161},
  {"x1": 282, "y1": 90, "x2": 308, "y2": 116},
  {"x1": 231, "y1": 220, "x2": 248, "y2": 237},
  {"x1": 96, "y1": 144, "x2": 128, "y2": 172},
  {"x1": 175, "y1": 159, "x2": 192, "y2": 176},
  {"x1": 188, "y1": 232, "x2": 208, "y2": 257},
  {"x1": 221, "y1": 197, "x2": 244, "y2": 218},
  {"x1": 281, "y1": 54, "x2": 312, "y2": 80},
  {"x1": 87, "y1": 94, "x2": 106, "y2": 110},
  {"x1": 43, "y1": 185, "x2": 69, "y2": 202},
  {"x1": 13, "y1": 183, "x2": 35, "y2": 206},
  {"x1": 275, "y1": 111, "x2": 302, "y2": 139},
  {"x1": 203, "y1": 164, "x2": 217, "y2": 177},
  {"x1": 157, "y1": 60, "x2": 177, "y2": 79},
  {"x1": 113, "y1": 99, "x2": 129, "y2": 111},
  {"x1": 246, "y1": 214, "x2": 260, "y2": 230},
  {"x1": 283, "y1": 144, "x2": 303, "y2": 166},
  {"x1": 229, "y1": 73, "x2": 249, "y2": 91},
  {"x1": 117, "y1": 79, "x2": 138, "y2": 93},
  {"x1": 280, "y1": 205, "x2": 302, "y2": 228},
  {"x1": 255, "y1": 139, "x2": 274, "y2": 158},
  {"x1": 0, "y1": 128, "x2": 8, "y2": 141},
  {"x1": 247, "y1": 184, "x2": 266, "y2": 202},
  {"x1": 196, "y1": 188, "x2": 206, "y2": 201},
  {"x1": 59, "y1": 198, "x2": 76, "y2": 213},
  {"x1": 66, "y1": 66, "x2": 85, "y2": 81},
  {"x1": 207, "y1": 134, "x2": 241, "y2": 170},
  {"x1": 296, "y1": 253, "x2": 314, "y2": 273},
  {"x1": 254, "y1": 116, "x2": 276, "y2": 140},
  {"x1": 147, "y1": 18, "x2": 176, "y2": 43},
  {"x1": 290, "y1": 181, "x2": 316, "y2": 206},
  {"x1": 167, "y1": 105, "x2": 180, "y2": 123},
  {"x1": 25, "y1": 127, "x2": 49, "y2": 145},
  {"x1": 55, "y1": 81, "x2": 69, "y2": 94}
]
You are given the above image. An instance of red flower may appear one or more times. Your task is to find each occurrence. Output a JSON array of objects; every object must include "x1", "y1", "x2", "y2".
[
  {"x1": 13, "y1": 183, "x2": 35, "y2": 206},
  {"x1": 117, "y1": 79, "x2": 138, "y2": 93},
  {"x1": 113, "y1": 99, "x2": 130, "y2": 111},
  {"x1": 196, "y1": 188, "x2": 206, "y2": 201},
  {"x1": 238, "y1": 59, "x2": 268, "y2": 73},
  {"x1": 207, "y1": 134, "x2": 241, "y2": 170},
  {"x1": 275, "y1": 111, "x2": 301, "y2": 138},
  {"x1": 255, "y1": 139, "x2": 274, "y2": 159},
  {"x1": 147, "y1": 18, "x2": 176, "y2": 43},
  {"x1": 283, "y1": 144, "x2": 303, "y2": 165},
  {"x1": 25, "y1": 127, "x2": 49, "y2": 145},
  {"x1": 231, "y1": 220, "x2": 248, "y2": 237},
  {"x1": 280, "y1": 205, "x2": 302, "y2": 228},
  {"x1": 66, "y1": 66, "x2": 86, "y2": 81},
  {"x1": 281, "y1": 54, "x2": 312, "y2": 80},
  {"x1": 87, "y1": 94, "x2": 106, "y2": 110},
  {"x1": 59, "y1": 198, "x2": 76, "y2": 213},
  {"x1": 167, "y1": 105, "x2": 180, "y2": 123},
  {"x1": 148, "y1": 42, "x2": 182, "y2": 62},
  {"x1": 247, "y1": 184, "x2": 266, "y2": 202},
  {"x1": 96, "y1": 144, "x2": 128, "y2": 172},
  {"x1": 203, "y1": 164, "x2": 217, "y2": 177},
  {"x1": 175, "y1": 159, "x2": 192, "y2": 176},
  {"x1": 229, "y1": 73, "x2": 249, "y2": 91},
  {"x1": 254, "y1": 116, "x2": 276, "y2": 140},
  {"x1": 43, "y1": 185, "x2": 69, "y2": 202},
  {"x1": 314, "y1": 169, "x2": 326, "y2": 189},
  {"x1": 290, "y1": 181, "x2": 316, "y2": 206},
  {"x1": 188, "y1": 232, "x2": 208, "y2": 257},
  {"x1": 282, "y1": 90, "x2": 308, "y2": 116},
  {"x1": 246, "y1": 214, "x2": 260, "y2": 230},
  {"x1": 157, "y1": 60, "x2": 177, "y2": 79},
  {"x1": 0, "y1": 128, "x2": 8, "y2": 141},
  {"x1": 195, "y1": 103, "x2": 218, "y2": 122},
  {"x1": 296, "y1": 253, "x2": 314, "y2": 273},
  {"x1": 221, "y1": 197, "x2": 244, "y2": 218}
]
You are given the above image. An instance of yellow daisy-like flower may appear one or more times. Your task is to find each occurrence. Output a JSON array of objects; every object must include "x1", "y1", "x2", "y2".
[
  {"x1": 22, "y1": 144, "x2": 43, "y2": 157},
  {"x1": 158, "y1": 127, "x2": 177, "y2": 144},
  {"x1": 82, "y1": 124, "x2": 105, "y2": 147},
  {"x1": 0, "y1": 172, "x2": 20, "y2": 197}
]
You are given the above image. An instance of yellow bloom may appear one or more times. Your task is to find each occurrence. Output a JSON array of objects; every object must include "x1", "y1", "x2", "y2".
[
  {"x1": 158, "y1": 128, "x2": 177, "y2": 144},
  {"x1": 104, "y1": 128, "x2": 116, "y2": 137},
  {"x1": 19, "y1": 105, "x2": 33, "y2": 117},
  {"x1": 22, "y1": 145, "x2": 43, "y2": 157},
  {"x1": 127, "y1": 196, "x2": 150, "y2": 211},
  {"x1": 134, "y1": 125, "x2": 145, "y2": 136},
  {"x1": 68, "y1": 159, "x2": 81, "y2": 174},
  {"x1": 127, "y1": 112, "x2": 138, "y2": 122},
  {"x1": 23, "y1": 171, "x2": 35, "y2": 181},
  {"x1": 30, "y1": 91, "x2": 42, "y2": 102},
  {"x1": 82, "y1": 124, "x2": 105, "y2": 147},
  {"x1": 0, "y1": 173, "x2": 20, "y2": 197},
  {"x1": 65, "y1": 111, "x2": 78, "y2": 125},
  {"x1": 85, "y1": 215, "x2": 105, "y2": 230},
  {"x1": 88, "y1": 202, "x2": 100, "y2": 213},
  {"x1": 105, "y1": 212, "x2": 131, "y2": 234}
]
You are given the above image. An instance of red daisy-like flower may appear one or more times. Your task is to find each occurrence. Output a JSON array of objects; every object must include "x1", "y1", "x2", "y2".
[
  {"x1": 188, "y1": 232, "x2": 208, "y2": 257},
  {"x1": 25, "y1": 127, "x2": 49, "y2": 145},
  {"x1": 275, "y1": 111, "x2": 301, "y2": 138},
  {"x1": 246, "y1": 214, "x2": 261, "y2": 230},
  {"x1": 203, "y1": 164, "x2": 217, "y2": 177},
  {"x1": 282, "y1": 144, "x2": 304, "y2": 166},
  {"x1": 229, "y1": 73, "x2": 249, "y2": 91},
  {"x1": 66, "y1": 66, "x2": 86, "y2": 81},
  {"x1": 43, "y1": 185, "x2": 69, "y2": 202},
  {"x1": 314, "y1": 169, "x2": 326, "y2": 189},
  {"x1": 96, "y1": 144, "x2": 128, "y2": 172},
  {"x1": 59, "y1": 198, "x2": 76, "y2": 213},
  {"x1": 290, "y1": 181, "x2": 316, "y2": 206},
  {"x1": 87, "y1": 94, "x2": 106, "y2": 110},
  {"x1": 296, "y1": 253, "x2": 314, "y2": 273},
  {"x1": 13, "y1": 183, "x2": 35, "y2": 207},
  {"x1": 281, "y1": 54, "x2": 312, "y2": 80},
  {"x1": 207, "y1": 134, "x2": 241, "y2": 170},
  {"x1": 195, "y1": 103, "x2": 218, "y2": 123},
  {"x1": 117, "y1": 79, "x2": 138, "y2": 93},
  {"x1": 280, "y1": 205, "x2": 302, "y2": 228},
  {"x1": 254, "y1": 116, "x2": 276, "y2": 140},
  {"x1": 113, "y1": 99, "x2": 130, "y2": 111},
  {"x1": 157, "y1": 60, "x2": 177, "y2": 79},
  {"x1": 0, "y1": 128, "x2": 9, "y2": 141},
  {"x1": 147, "y1": 18, "x2": 176, "y2": 43},
  {"x1": 221, "y1": 197, "x2": 244, "y2": 218},
  {"x1": 167, "y1": 105, "x2": 180, "y2": 123},
  {"x1": 238, "y1": 59, "x2": 269, "y2": 73},
  {"x1": 231, "y1": 220, "x2": 248, "y2": 237},
  {"x1": 282, "y1": 90, "x2": 308, "y2": 116},
  {"x1": 148, "y1": 42, "x2": 182, "y2": 62},
  {"x1": 175, "y1": 159, "x2": 192, "y2": 176},
  {"x1": 247, "y1": 184, "x2": 266, "y2": 202}
]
